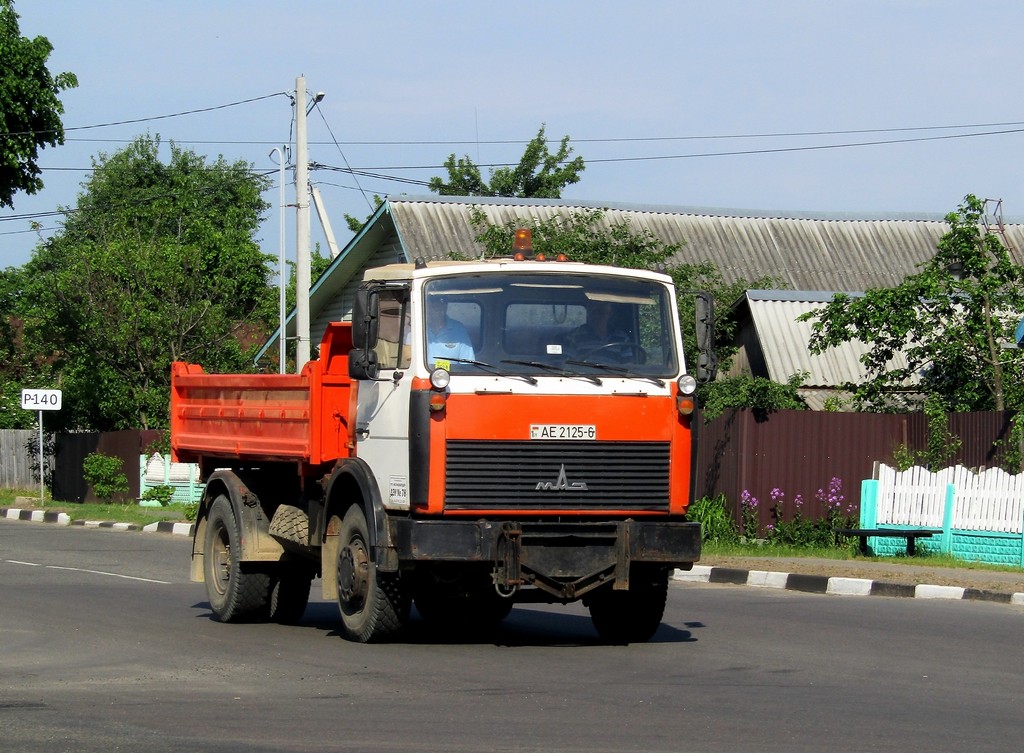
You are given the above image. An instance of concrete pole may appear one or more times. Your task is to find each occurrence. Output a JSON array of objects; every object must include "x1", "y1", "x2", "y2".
[{"x1": 294, "y1": 75, "x2": 311, "y2": 370}]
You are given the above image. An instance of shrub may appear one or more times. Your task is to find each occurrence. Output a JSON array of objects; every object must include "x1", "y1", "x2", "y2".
[
  {"x1": 82, "y1": 452, "x2": 129, "y2": 502},
  {"x1": 141, "y1": 485, "x2": 174, "y2": 506},
  {"x1": 763, "y1": 478, "x2": 857, "y2": 549},
  {"x1": 687, "y1": 494, "x2": 738, "y2": 544}
]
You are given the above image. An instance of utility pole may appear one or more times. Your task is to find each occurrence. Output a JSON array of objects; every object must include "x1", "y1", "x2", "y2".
[{"x1": 294, "y1": 75, "x2": 311, "y2": 371}]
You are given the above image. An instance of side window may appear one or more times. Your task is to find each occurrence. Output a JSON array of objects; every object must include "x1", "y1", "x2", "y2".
[
  {"x1": 636, "y1": 302, "x2": 664, "y2": 365},
  {"x1": 375, "y1": 290, "x2": 411, "y2": 370}
]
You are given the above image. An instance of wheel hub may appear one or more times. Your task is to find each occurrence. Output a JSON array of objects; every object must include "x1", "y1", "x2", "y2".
[{"x1": 338, "y1": 539, "x2": 370, "y2": 608}]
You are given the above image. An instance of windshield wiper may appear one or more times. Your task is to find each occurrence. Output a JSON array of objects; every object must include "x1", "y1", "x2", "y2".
[
  {"x1": 501, "y1": 359, "x2": 602, "y2": 386},
  {"x1": 447, "y1": 357, "x2": 537, "y2": 385},
  {"x1": 566, "y1": 359, "x2": 665, "y2": 387}
]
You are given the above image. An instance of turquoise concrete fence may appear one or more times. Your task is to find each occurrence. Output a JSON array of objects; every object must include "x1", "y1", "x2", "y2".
[
  {"x1": 138, "y1": 453, "x2": 204, "y2": 505},
  {"x1": 860, "y1": 464, "x2": 1024, "y2": 567}
]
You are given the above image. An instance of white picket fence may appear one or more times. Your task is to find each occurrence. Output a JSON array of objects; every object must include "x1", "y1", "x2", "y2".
[
  {"x1": 875, "y1": 463, "x2": 1024, "y2": 534},
  {"x1": 139, "y1": 453, "x2": 204, "y2": 504}
]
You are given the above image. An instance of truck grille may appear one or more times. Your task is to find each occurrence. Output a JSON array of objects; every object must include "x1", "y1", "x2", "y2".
[{"x1": 444, "y1": 440, "x2": 670, "y2": 511}]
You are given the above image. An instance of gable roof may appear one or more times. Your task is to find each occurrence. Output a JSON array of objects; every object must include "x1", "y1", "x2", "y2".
[
  {"x1": 259, "y1": 195, "x2": 1024, "y2": 363},
  {"x1": 729, "y1": 290, "x2": 916, "y2": 410}
]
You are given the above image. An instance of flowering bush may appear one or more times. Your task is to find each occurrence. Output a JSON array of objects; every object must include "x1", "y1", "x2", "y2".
[
  {"x1": 740, "y1": 489, "x2": 760, "y2": 539},
  {"x1": 757, "y1": 477, "x2": 856, "y2": 548}
]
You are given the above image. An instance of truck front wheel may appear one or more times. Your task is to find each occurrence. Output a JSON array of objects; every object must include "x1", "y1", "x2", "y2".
[
  {"x1": 587, "y1": 565, "x2": 669, "y2": 644},
  {"x1": 334, "y1": 505, "x2": 409, "y2": 642},
  {"x1": 203, "y1": 495, "x2": 270, "y2": 622}
]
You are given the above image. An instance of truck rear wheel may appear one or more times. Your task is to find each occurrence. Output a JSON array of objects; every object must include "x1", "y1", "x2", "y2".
[
  {"x1": 204, "y1": 495, "x2": 270, "y2": 622},
  {"x1": 334, "y1": 505, "x2": 408, "y2": 642},
  {"x1": 267, "y1": 566, "x2": 313, "y2": 625},
  {"x1": 587, "y1": 565, "x2": 669, "y2": 644}
]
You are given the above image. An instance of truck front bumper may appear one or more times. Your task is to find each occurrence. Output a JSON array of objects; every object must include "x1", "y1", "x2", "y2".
[{"x1": 386, "y1": 518, "x2": 701, "y2": 601}]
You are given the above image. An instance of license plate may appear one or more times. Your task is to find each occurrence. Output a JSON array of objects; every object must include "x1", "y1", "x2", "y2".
[{"x1": 530, "y1": 424, "x2": 597, "y2": 440}]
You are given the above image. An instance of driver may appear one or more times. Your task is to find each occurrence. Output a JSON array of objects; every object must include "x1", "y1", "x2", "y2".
[
  {"x1": 566, "y1": 299, "x2": 627, "y2": 355},
  {"x1": 426, "y1": 294, "x2": 475, "y2": 365}
]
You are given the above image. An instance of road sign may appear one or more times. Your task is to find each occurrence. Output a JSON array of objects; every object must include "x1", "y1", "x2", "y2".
[{"x1": 21, "y1": 388, "x2": 62, "y2": 411}]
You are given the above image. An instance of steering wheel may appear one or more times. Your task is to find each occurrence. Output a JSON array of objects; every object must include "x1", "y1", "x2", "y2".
[{"x1": 581, "y1": 341, "x2": 647, "y2": 363}]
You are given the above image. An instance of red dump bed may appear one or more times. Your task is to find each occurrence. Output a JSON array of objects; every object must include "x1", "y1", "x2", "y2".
[{"x1": 170, "y1": 323, "x2": 354, "y2": 467}]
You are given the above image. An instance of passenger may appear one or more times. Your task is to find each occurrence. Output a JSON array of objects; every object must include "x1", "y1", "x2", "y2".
[{"x1": 426, "y1": 294, "x2": 475, "y2": 365}]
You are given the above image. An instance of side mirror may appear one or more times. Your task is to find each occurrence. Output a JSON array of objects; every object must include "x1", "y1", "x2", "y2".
[
  {"x1": 349, "y1": 286, "x2": 381, "y2": 380},
  {"x1": 348, "y1": 348, "x2": 380, "y2": 380},
  {"x1": 694, "y1": 292, "x2": 718, "y2": 384},
  {"x1": 352, "y1": 287, "x2": 380, "y2": 349}
]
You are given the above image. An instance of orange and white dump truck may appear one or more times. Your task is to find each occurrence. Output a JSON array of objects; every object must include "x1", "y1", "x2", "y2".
[{"x1": 172, "y1": 237, "x2": 715, "y2": 643}]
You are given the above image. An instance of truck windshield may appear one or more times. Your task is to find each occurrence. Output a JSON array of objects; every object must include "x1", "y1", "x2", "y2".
[{"x1": 422, "y1": 272, "x2": 679, "y2": 378}]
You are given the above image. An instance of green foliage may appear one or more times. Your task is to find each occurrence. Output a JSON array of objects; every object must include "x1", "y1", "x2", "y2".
[
  {"x1": 0, "y1": 267, "x2": 46, "y2": 429},
  {"x1": 429, "y1": 124, "x2": 585, "y2": 198},
  {"x1": 142, "y1": 432, "x2": 170, "y2": 456},
  {"x1": 471, "y1": 207, "x2": 677, "y2": 267},
  {"x1": 140, "y1": 485, "x2": 174, "y2": 506},
  {"x1": 0, "y1": 0, "x2": 78, "y2": 208},
  {"x1": 700, "y1": 372, "x2": 809, "y2": 421},
  {"x1": 11, "y1": 135, "x2": 274, "y2": 430},
  {"x1": 993, "y1": 412, "x2": 1024, "y2": 474},
  {"x1": 686, "y1": 494, "x2": 738, "y2": 544},
  {"x1": 81, "y1": 452, "x2": 128, "y2": 502},
  {"x1": 344, "y1": 194, "x2": 384, "y2": 233},
  {"x1": 803, "y1": 195, "x2": 1024, "y2": 413},
  {"x1": 890, "y1": 395, "x2": 962, "y2": 470}
]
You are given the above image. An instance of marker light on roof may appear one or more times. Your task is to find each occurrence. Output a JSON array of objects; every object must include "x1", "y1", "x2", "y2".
[{"x1": 513, "y1": 228, "x2": 533, "y2": 253}]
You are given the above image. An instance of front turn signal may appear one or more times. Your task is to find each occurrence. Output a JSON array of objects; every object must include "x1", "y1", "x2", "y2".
[{"x1": 677, "y1": 396, "x2": 695, "y2": 416}]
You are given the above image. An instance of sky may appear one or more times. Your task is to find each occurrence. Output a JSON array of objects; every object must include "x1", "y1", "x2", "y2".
[{"x1": 3, "y1": 0, "x2": 1024, "y2": 271}]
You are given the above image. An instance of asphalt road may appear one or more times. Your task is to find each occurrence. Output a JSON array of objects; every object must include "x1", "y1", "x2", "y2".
[{"x1": 2, "y1": 520, "x2": 1022, "y2": 753}]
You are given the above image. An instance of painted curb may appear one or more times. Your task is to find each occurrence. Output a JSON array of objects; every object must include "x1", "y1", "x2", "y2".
[
  {"x1": 3, "y1": 508, "x2": 71, "y2": 525},
  {"x1": 671, "y1": 564, "x2": 1024, "y2": 607},
  {"x1": 1, "y1": 508, "x2": 194, "y2": 538}
]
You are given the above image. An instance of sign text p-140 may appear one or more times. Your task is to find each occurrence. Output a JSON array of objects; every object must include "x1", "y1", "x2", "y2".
[{"x1": 21, "y1": 389, "x2": 62, "y2": 411}]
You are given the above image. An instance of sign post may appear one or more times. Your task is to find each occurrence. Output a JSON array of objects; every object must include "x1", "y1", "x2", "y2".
[{"x1": 20, "y1": 389, "x2": 62, "y2": 503}]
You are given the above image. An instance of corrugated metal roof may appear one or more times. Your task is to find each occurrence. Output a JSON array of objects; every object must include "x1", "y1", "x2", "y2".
[
  {"x1": 743, "y1": 291, "x2": 912, "y2": 389},
  {"x1": 387, "y1": 195, "x2": 1024, "y2": 292}
]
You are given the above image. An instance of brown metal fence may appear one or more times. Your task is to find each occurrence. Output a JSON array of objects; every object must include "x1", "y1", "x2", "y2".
[
  {"x1": 695, "y1": 409, "x2": 1017, "y2": 535},
  {"x1": 53, "y1": 430, "x2": 162, "y2": 503}
]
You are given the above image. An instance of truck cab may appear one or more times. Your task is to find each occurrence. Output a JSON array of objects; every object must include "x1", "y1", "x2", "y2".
[{"x1": 175, "y1": 241, "x2": 714, "y2": 643}]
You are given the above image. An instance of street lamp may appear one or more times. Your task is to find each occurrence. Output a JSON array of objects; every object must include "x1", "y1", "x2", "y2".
[{"x1": 269, "y1": 146, "x2": 288, "y2": 373}]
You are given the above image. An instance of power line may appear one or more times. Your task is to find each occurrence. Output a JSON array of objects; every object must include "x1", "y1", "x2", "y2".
[
  {"x1": 55, "y1": 118, "x2": 1024, "y2": 147},
  {"x1": 306, "y1": 126, "x2": 1024, "y2": 178},
  {"x1": 0, "y1": 93, "x2": 289, "y2": 139},
  {"x1": 310, "y1": 101, "x2": 375, "y2": 213}
]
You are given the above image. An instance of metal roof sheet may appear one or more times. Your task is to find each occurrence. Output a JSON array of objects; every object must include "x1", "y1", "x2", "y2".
[
  {"x1": 743, "y1": 292, "x2": 911, "y2": 389},
  {"x1": 386, "y1": 196, "x2": 1024, "y2": 292}
]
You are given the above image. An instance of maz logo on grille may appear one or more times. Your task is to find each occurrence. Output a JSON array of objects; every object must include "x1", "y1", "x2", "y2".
[{"x1": 535, "y1": 464, "x2": 589, "y2": 491}]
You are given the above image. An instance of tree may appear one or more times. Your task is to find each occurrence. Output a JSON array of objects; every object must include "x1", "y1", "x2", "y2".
[
  {"x1": 0, "y1": 0, "x2": 78, "y2": 208},
  {"x1": 429, "y1": 124, "x2": 584, "y2": 198},
  {"x1": 803, "y1": 195, "x2": 1024, "y2": 412},
  {"x1": 0, "y1": 265, "x2": 39, "y2": 428},
  {"x1": 16, "y1": 135, "x2": 274, "y2": 430}
]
